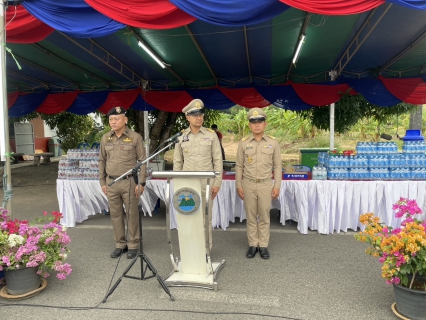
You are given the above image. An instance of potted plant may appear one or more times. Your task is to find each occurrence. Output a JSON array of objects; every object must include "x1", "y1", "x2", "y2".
[
  {"x1": 355, "y1": 197, "x2": 426, "y2": 320},
  {"x1": 0, "y1": 208, "x2": 72, "y2": 296}
]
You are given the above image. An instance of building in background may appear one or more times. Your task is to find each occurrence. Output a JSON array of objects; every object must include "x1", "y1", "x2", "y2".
[{"x1": 9, "y1": 116, "x2": 55, "y2": 154}]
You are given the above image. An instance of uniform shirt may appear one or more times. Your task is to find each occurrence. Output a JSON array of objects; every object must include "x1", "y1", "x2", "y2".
[
  {"x1": 99, "y1": 128, "x2": 146, "y2": 187},
  {"x1": 173, "y1": 126, "x2": 223, "y2": 188},
  {"x1": 235, "y1": 133, "x2": 282, "y2": 189}
]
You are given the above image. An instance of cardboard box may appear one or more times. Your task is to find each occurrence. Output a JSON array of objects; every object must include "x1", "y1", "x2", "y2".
[{"x1": 283, "y1": 165, "x2": 311, "y2": 180}]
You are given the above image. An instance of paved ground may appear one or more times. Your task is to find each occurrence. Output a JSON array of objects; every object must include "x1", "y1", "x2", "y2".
[{"x1": 0, "y1": 160, "x2": 398, "y2": 319}]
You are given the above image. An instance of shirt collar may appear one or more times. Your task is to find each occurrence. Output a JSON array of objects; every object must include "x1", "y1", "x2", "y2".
[
  {"x1": 248, "y1": 133, "x2": 267, "y2": 142},
  {"x1": 110, "y1": 128, "x2": 129, "y2": 138}
]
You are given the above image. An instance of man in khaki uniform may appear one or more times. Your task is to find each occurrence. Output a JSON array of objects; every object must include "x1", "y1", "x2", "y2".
[
  {"x1": 99, "y1": 106, "x2": 147, "y2": 259},
  {"x1": 235, "y1": 108, "x2": 282, "y2": 259},
  {"x1": 173, "y1": 99, "x2": 223, "y2": 249}
]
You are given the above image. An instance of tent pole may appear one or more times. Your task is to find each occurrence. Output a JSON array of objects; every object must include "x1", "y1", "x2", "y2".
[
  {"x1": 143, "y1": 111, "x2": 150, "y2": 157},
  {"x1": 329, "y1": 103, "x2": 335, "y2": 151},
  {"x1": 329, "y1": 70, "x2": 337, "y2": 151},
  {"x1": 0, "y1": 0, "x2": 13, "y2": 217}
]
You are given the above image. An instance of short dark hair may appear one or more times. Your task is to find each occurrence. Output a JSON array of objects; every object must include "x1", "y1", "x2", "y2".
[{"x1": 211, "y1": 124, "x2": 218, "y2": 129}]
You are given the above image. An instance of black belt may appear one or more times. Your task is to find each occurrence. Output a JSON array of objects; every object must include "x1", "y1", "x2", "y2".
[{"x1": 108, "y1": 174, "x2": 133, "y2": 180}]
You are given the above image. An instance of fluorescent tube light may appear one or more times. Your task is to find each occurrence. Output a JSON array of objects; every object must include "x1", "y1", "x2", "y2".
[
  {"x1": 292, "y1": 34, "x2": 305, "y2": 66},
  {"x1": 137, "y1": 41, "x2": 165, "y2": 69}
]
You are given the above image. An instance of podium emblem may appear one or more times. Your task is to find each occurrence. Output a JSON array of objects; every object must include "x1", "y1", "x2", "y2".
[{"x1": 172, "y1": 187, "x2": 201, "y2": 215}]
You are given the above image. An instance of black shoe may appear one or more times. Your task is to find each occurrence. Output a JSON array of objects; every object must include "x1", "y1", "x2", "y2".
[
  {"x1": 127, "y1": 249, "x2": 138, "y2": 259},
  {"x1": 259, "y1": 247, "x2": 270, "y2": 259},
  {"x1": 246, "y1": 246, "x2": 258, "y2": 258},
  {"x1": 110, "y1": 247, "x2": 128, "y2": 258}
]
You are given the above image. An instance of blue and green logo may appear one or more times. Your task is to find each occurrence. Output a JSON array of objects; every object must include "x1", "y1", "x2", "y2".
[{"x1": 172, "y1": 187, "x2": 201, "y2": 215}]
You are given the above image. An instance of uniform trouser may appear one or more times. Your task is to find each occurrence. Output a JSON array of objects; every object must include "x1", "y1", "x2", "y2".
[
  {"x1": 201, "y1": 179, "x2": 213, "y2": 250},
  {"x1": 107, "y1": 177, "x2": 140, "y2": 250},
  {"x1": 242, "y1": 179, "x2": 273, "y2": 248}
]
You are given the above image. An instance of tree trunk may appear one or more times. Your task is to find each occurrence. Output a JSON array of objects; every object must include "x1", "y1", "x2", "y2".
[
  {"x1": 148, "y1": 111, "x2": 179, "y2": 154},
  {"x1": 409, "y1": 105, "x2": 423, "y2": 130},
  {"x1": 159, "y1": 112, "x2": 178, "y2": 144},
  {"x1": 128, "y1": 109, "x2": 145, "y2": 135},
  {"x1": 148, "y1": 111, "x2": 169, "y2": 154},
  {"x1": 310, "y1": 126, "x2": 317, "y2": 138},
  {"x1": 360, "y1": 126, "x2": 366, "y2": 139}
]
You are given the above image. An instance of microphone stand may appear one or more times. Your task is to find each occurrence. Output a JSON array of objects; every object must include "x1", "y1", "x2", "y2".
[{"x1": 102, "y1": 139, "x2": 178, "y2": 303}]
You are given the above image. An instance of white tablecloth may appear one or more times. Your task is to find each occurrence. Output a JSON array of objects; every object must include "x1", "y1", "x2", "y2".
[
  {"x1": 139, "y1": 179, "x2": 280, "y2": 230},
  {"x1": 57, "y1": 179, "x2": 426, "y2": 234},
  {"x1": 279, "y1": 180, "x2": 426, "y2": 234},
  {"x1": 57, "y1": 180, "x2": 109, "y2": 228}
]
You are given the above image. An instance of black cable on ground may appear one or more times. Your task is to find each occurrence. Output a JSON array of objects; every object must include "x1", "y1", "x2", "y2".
[{"x1": 0, "y1": 302, "x2": 303, "y2": 319}]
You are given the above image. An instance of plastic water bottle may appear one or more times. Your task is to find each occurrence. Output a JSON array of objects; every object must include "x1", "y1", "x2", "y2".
[
  {"x1": 312, "y1": 166, "x2": 318, "y2": 180},
  {"x1": 321, "y1": 166, "x2": 328, "y2": 180}
]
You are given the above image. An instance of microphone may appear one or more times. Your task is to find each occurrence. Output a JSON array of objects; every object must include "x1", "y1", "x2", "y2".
[{"x1": 164, "y1": 131, "x2": 183, "y2": 143}]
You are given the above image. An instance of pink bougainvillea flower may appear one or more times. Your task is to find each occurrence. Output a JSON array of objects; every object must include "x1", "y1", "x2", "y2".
[{"x1": 0, "y1": 208, "x2": 72, "y2": 280}]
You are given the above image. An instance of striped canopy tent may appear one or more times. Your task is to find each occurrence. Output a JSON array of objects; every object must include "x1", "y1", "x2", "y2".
[{"x1": 4, "y1": 0, "x2": 426, "y2": 117}]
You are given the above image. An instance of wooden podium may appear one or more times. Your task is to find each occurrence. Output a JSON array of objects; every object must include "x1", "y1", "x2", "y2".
[{"x1": 151, "y1": 171, "x2": 225, "y2": 291}]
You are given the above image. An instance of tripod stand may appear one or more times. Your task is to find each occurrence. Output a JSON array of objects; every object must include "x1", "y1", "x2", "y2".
[
  {"x1": 102, "y1": 141, "x2": 177, "y2": 303},
  {"x1": 102, "y1": 209, "x2": 175, "y2": 302}
]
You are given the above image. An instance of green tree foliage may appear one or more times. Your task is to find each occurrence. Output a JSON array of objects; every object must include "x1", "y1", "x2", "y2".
[
  {"x1": 296, "y1": 94, "x2": 418, "y2": 133},
  {"x1": 41, "y1": 113, "x2": 96, "y2": 152},
  {"x1": 209, "y1": 105, "x2": 314, "y2": 140}
]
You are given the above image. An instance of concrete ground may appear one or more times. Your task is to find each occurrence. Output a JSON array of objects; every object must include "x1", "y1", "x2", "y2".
[{"x1": 0, "y1": 159, "x2": 398, "y2": 320}]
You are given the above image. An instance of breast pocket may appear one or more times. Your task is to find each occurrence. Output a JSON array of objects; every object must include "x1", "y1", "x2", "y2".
[
  {"x1": 181, "y1": 141, "x2": 192, "y2": 156},
  {"x1": 119, "y1": 144, "x2": 133, "y2": 161},
  {"x1": 244, "y1": 148, "x2": 255, "y2": 164},
  {"x1": 105, "y1": 145, "x2": 114, "y2": 159},
  {"x1": 261, "y1": 148, "x2": 273, "y2": 163},
  {"x1": 199, "y1": 140, "x2": 212, "y2": 154}
]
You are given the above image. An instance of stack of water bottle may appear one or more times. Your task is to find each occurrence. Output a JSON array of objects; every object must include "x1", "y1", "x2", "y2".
[
  {"x1": 312, "y1": 157, "x2": 328, "y2": 180},
  {"x1": 58, "y1": 149, "x2": 100, "y2": 180},
  {"x1": 321, "y1": 140, "x2": 426, "y2": 180},
  {"x1": 402, "y1": 141, "x2": 426, "y2": 153}
]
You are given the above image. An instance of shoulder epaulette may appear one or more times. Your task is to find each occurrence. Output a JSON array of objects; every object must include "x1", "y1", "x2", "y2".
[
  {"x1": 207, "y1": 128, "x2": 215, "y2": 133},
  {"x1": 241, "y1": 136, "x2": 249, "y2": 141},
  {"x1": 267, "y1": 134, "x2": 276, "y2": 140}
]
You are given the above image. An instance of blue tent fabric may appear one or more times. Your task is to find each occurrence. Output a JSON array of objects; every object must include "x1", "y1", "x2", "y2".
[
  {"x1": 387, "y1": 0, "x2": 426, "y2": 10},
  {"x1": 67, "y1": 91, "x2": 109, "y2": 115},
  {"x1": 187, "y1": 88, "x2": 235, "y2": 110},
  {"x1": 15, "y1": 0, "x2": 426, "y2": 41},
  {"x1": 8, "y1": 76, "x2": 425, "y2": 116},
  {"x1": 22, "y1": 0, "x2": 125, "y2": 38},
  {"x1": 169, "y1": 0, "x2": 290, "y2": 26},
  {"x1": 256, "y1": 85, "x2": 313, "y2": 111},
  {"x1": 9, "y1": 92, "x2": 48, "y2": 117},
  {"x1": 343, "y1": 78, "x2": 402, "y2": 106},
  {"x1": 130, "y1": 94, "x2": 156, "y2": 112}
]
